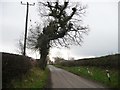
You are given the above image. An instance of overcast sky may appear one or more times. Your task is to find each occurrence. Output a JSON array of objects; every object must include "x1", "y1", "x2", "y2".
[{"x1": 0, "y1": 0, "x2": 118, "y2": 61}]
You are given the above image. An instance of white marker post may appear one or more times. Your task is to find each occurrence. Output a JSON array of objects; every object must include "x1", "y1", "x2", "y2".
[
  {"x1": 106, "y1": 70, "x2": 111, "y2": 82},
  {"x1": 87, "y1": 68, "x2": 93, "y2": 76},
  {"x1": 87, "y1": 68, "x2": 90, "y2": 74}
]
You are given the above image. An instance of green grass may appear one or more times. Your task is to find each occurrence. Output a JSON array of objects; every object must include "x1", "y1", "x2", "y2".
[
  {"x1": 55, "y1": 65, "x2": 119, "y2": 88},
  {"x1": 11, "y1": 67, "x2": 50, "y2": 89}
]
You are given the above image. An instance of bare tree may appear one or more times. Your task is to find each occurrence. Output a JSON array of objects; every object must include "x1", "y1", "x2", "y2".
[
  {"x1": 27, "y1": 1, "x2": 89, "y2": 70},
  {"x1": 16, "y1": 37, "x2": 24, "y2": 55}
]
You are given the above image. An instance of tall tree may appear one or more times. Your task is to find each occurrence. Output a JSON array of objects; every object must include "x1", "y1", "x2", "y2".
[{"x1": 27, "y1": 1, "x2": 89, "y2": 70}]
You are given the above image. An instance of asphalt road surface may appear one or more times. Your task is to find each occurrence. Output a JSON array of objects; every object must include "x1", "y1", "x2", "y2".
[{"x1": 48, "y1": 65, "x2": 107, "y2": 88}]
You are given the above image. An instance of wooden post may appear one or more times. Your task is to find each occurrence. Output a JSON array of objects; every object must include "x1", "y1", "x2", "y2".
[{"x1": 21, "y1": 1, "x2": 35, "y2": 56}]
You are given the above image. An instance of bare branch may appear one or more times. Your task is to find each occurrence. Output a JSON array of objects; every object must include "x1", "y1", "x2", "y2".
[{"x1": 27, "y1": 1, "x2": 89, "y2": 67}]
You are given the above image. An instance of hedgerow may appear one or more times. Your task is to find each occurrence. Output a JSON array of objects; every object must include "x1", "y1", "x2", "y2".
[
  {"x1": 58, "y1": 54, "x2": 119, "y2": 69},
  {"x1": 2, "y1": 52, "x2": 37, "y2": 88}
]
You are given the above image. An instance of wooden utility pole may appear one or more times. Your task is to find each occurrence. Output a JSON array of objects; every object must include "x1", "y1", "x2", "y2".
[{"x1": 21, "y1": 1, "x2": 35, "y2": 56}]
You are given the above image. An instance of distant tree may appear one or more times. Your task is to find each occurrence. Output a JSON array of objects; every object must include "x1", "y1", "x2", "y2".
[
  {"x1": 27, "y1": 1, "x2": 89, "y2": 70},
  {"x1": 48, "y1": 59, "x2": 54, "y2": 65},
  {"x1": 69, "y1": 57, "x2": 75, "y2": 60},
  {"x1": 54, "y1": 57, "x2": 65, "y2": 64}
]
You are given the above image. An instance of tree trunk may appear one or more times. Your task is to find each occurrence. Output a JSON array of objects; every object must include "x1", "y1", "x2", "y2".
[
  {"x1": 39, "y1": 56, "x2": 47, "y2": 70},
  {"x1": 39, "y1": 43, "x2": 49, "y2": 70}
]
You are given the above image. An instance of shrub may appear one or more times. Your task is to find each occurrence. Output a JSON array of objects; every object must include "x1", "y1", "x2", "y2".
[{"x1": 2, "y1": 52, "x2": 37, "y2": 88}]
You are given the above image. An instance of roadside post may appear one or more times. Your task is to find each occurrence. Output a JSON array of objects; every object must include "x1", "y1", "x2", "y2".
[{"x1": 106, "y1": 70, "x2": 111, "y2": 82}]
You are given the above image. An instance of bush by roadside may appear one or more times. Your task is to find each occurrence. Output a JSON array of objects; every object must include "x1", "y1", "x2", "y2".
[
  {"x1": 11, "y1": 67, "x2": 50, "y2": 89},
  {"x1": 2, "y1": 52, "x2": 51, "y2": 89},
  {"x1": 2, "y1": 52, "x2": 37, "y2": 88}
]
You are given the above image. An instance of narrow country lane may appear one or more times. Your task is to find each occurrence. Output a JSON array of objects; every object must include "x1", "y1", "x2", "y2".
[{"x1": 48, "y1": 65, "x2": 108, "y2": 89}]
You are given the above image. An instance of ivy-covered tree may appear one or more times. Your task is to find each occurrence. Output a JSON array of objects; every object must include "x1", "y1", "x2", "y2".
[{"x1": 27, "y1": 1, "x2": 89, "y2": 70}]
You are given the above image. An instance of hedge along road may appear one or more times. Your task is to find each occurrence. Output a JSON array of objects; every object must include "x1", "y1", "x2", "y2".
[{"x1": 48, "y1": 65, "x2": 108, "y2": 89}]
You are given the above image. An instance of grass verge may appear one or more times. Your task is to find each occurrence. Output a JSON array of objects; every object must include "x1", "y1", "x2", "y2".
[
  {"x1": 11, "y1": 66, "x2": 50, "y2": 89},
  {"x1": 55, "y1": 65, "x2": 119, "y2": 88}
]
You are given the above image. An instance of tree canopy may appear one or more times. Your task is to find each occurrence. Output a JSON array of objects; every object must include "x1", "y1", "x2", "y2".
[{"x1": 27, "y1": 1, "x2": 89, "y2": 69}]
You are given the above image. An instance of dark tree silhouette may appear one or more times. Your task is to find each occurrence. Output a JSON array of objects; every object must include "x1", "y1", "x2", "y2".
[{"x1": 27, "y1": 1, "x2": 89, "y2": 70}]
